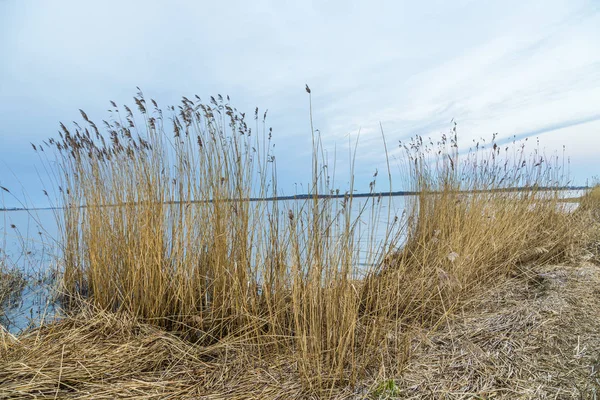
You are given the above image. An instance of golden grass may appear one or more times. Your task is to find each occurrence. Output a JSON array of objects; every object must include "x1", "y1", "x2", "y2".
[
  {"x1": 2, "y1": 91, "x2": 597, "y2": 398},
  {"x1": 397, "y1": 260, "x2": 600, "y2": 398},
  {"x1": 0, "y1": 205, "x2": 24, "y2": 317},
  {"x1": 3, "y1": 258, "x2": 599, "y2": 399},
  {"x1": 588, "y1": 185, "x2": 600, "y2": 200},
  {"x1": 33, "y1": 90, "x2": 402, "y2": 390},
  {"x1": 361, "y1": 132, "x2": 582, "y2": 327},
  {"x1": 0, "y1": 303, "x2": 373, "y2": 399},
  {"x1": 0, "y1": 263, "x2": 25, "y2": 319},
  {"x1": 579, "y1": 184, "x2": 600, "y2": 213}
]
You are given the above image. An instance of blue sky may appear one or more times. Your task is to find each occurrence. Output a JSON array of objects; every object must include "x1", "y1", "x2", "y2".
[{"x1": 1, "y1": 0, "x2": 599, "y2": 208}]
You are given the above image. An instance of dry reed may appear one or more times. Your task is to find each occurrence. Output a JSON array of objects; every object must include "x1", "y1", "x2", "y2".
[
  {"x1": 1, "y1": 90, "x2": 596, "y2": 398},
  {"x1": 362, "y1": 130, "x2": 582, "y2": 327},
  {"x1": 32, "y1": 90, "x2": 402, "y2": 390}
]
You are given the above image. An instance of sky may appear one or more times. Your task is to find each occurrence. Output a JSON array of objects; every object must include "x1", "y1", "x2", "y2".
[{"x1": 1, "y1": 0, "x2": 599, "y2": 208}]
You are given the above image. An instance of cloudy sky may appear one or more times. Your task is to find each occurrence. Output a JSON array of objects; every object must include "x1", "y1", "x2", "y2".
[{"x1": 1, "y1": 0, "x2": 599, "y2": 208}]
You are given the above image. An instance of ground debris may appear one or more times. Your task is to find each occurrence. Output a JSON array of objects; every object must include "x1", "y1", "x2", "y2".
[
  {"x1": 1, "y1": 263, "x2": 599, "y2": 399},
  {"x1": 397, "y1": 262, "x2": 600, "y2": 399}
]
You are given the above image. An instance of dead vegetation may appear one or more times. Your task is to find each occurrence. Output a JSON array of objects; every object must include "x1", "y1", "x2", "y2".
[
  {"x1": 0, "y1": 306, "x2": 314, "y2": 399},
  {"x1": 0, "y1": 261, "x2": 25, "y2": 320},
  {"x1": 1, "y1": 91, "x2": 599, "y2": 399},
  {"x1": 2, "y1": 242, "x2": 598, "y2": 399},
  {"x1": 397, "y1": 258, "x2": 600, "y2": 399}
]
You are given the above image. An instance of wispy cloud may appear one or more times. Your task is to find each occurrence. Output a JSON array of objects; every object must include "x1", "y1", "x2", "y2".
[
  {"x1": 496, "y1": 114, "x2": 600, "y2": 146},
  {"x1": 1, "y1": 0, "x2": 599, "y2": 206}
]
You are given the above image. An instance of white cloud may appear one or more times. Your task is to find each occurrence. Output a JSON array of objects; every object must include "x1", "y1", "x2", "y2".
[{"x1": 0, "y1": 0, "x2": 599, "y2": 206}]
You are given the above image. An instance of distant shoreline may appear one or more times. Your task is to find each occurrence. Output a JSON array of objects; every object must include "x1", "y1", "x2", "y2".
[{"x1": 0, "y1": 186, "x2": 590, "y2": 212}]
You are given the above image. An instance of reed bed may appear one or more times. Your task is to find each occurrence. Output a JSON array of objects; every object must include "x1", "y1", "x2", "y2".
[
  {"x1": 1, "y1": 199, "x2": 24, "y2": 317},
  {"x1": 580, "y1": 184, "x2": 600, "y2": 214},
  {"x1": 362, "y1": 131, "x2": 584, "y2": 327},
  {"x1": 0, "y1": 245, "x2": 26, "y2": 323},
  {"x1": 33, "y1": 90, "x2": 400, "y2": 390},
  {"x1": 1, "y1": 91, "x2": 597, "y2": 398},
  {"x1": 0, "y1": 256, "x2": 22, "y2": 302},
  {"x1": 0, "y1": 201, "x2": 59, "y2": 333}
]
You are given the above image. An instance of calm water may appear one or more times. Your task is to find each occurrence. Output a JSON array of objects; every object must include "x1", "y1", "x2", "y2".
[{"x1": 0, "y1": 190, "x2": 583, "y2": 334}]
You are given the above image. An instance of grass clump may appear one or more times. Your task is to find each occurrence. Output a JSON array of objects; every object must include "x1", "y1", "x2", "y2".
[
  {"x1": 34, "y1": 89, "x2": 402, "y2": 391},
  {"x1": 580, "y1": 184, "x2": 600, "y2": 212},
  {"x1": 0, "y1": 258, "x2": 26, "y2": 321},
  {"x1": 362, "y1": 130, "x2": 582, "y2": 325},
  {"x1": 2, "y1": 90, "x2": 595, "y2": 398}
]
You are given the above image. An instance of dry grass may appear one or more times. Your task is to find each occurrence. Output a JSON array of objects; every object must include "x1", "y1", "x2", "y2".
[
  {"x1": 32, "y1": 90, "x2": 403, "y2": 390},
  {"x1": 579, "y1": 185, "x2": 600, "y2": 215},
  {"x1": 397, "y1": 260, "x2": 600, "y2": 399},
  {"x1": 0, "y1": 261, "x2": 25, "y2": 320},
  {"x1": 362, "y1": 132, "x2": 582, "y2": 327},
  {"x1": 1, "y1": 91, "x2": 597, "y2": 398},
  {"x1": 1, "y1": 256, "x2": 599, "y2": 399},
  {"x1": 0, "y1": 305, "x2": 327, "y2": 399},
  {"x1": 587, "y1": 185, "x2": 600, "y2": 201},
  {"x1": 1, "y1": 201, "x2": 25, "y2": 319}
]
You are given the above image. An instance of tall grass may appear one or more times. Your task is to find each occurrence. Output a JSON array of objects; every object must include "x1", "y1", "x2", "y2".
[
  {"x1": 1, "y1": 194, "x2": 23, "y2": 312},
  {"x1": 580, "y1": 183, "x2": 600, "y2": 213},
  {"x1": 38, "y1": 90, "x2": 399, "y2": 389},
  {"x1": 1, "y1": 192, "x2": 57, "y2": 332},
  {"x1": 36, "y1": 91, "x2": 585, "y2": 392},
  {"x1": 363, "y1": 130, "x2": 581, "y2": 325}
]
